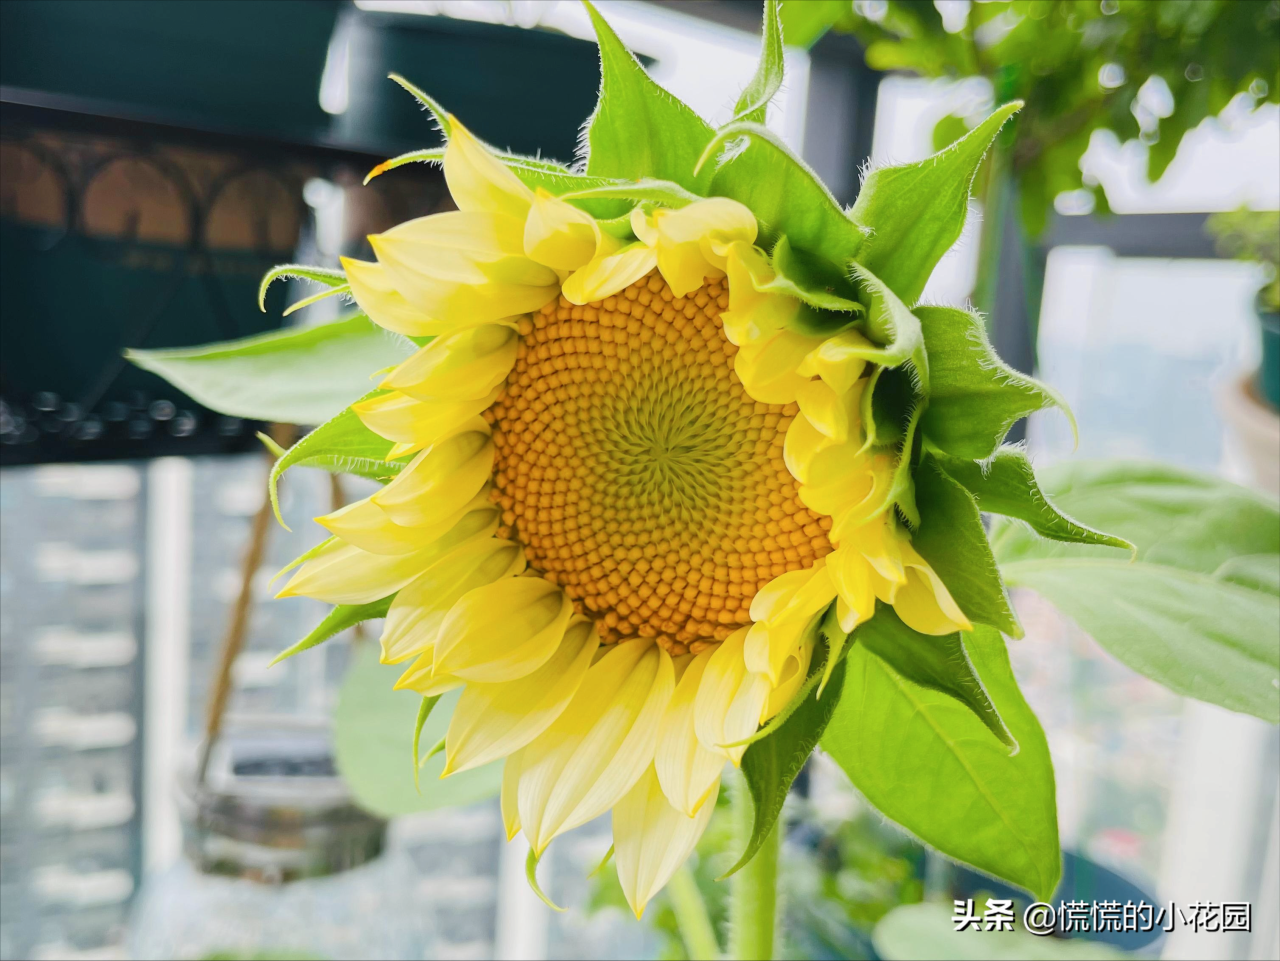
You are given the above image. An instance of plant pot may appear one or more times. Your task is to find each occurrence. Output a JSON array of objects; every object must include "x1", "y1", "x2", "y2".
[
  {"x1": 1258, "y1": 304, "x2": 1280, "y2": 411},
  {"x1": 1219, "y1": 368, "x2": 1280, "y2": 499}
]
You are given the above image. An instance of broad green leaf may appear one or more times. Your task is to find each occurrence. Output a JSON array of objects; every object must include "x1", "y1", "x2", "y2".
[
  {"x1": 856, "y1": 605, "x2": 1014, "y2": 748},
  {"x1": 912, "y1": 453, "x2": 1020, "y2": 636},
  {"x1": 936, "y1": 448, "x2": 1132, "y2": 552},
  {"x1": 697, "y1": 121, "x2": 863, "y2": 260},
  {"x1": 269, "y1": 596, "x2": 393, "y2": 666},
  {"x1": 991, "y1": 460, "x2": 1280, "y2": 573},
  {"x1": 822, "y1": 626, "x2": 1061, "y2": 900},
  {"x1": 732, "y1": 0, "x2": 784, "y2": 125},
  {"x1": 993, "y1": 461, "x2": 1280, "y2": 722},
  {"x1": 915, "y1": 306, "x2": 1072, "y2": 459},
  {"x1": 849, "y1": 102, "x2": 1021, "y2": 305},
  {"x1": 583, "y1": 1, "x2": 716, "y2": 193},
  {"x1": 126, "y1": 315, "x2": 413, "y2": 426},
  {"x1": 1215, "y1": 554, "x2": 1280, "y2": 596},
  {"x1": 268, "y1": 392, "x2": 404, "y2": 527},
  {"x1": 333, "y1": 643, "x2": 502, "y2": 817},
  {"x1": 1002, "y1": 559, "x2": 1280, "y2": 722},
  {"x1": 874, "y1": 903, "x2": 1129, "y2": 961},
  {"x1": 729, "y1": 648, "x2": 847, "y2": 877}
]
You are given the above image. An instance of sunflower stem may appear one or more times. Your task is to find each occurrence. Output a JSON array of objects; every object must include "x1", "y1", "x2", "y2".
[
  {"x1": 729, "y1": 773, "x2": 778, "y2": 961},
  {"x1": 668, "y1": 864, "x2": 719, "y2": 960}
]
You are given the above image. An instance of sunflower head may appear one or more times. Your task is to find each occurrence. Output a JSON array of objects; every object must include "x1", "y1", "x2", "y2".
[{"x1": 267, "y1": 0, "x2": 1078, "y2": 919}]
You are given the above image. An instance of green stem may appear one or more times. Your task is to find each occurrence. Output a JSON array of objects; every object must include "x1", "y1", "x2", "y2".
[
  {"x1": 668, "y1": 864, "x2": 720, "y2": 960},
  {"x1": 729, "y1": 775, "x2": 779, "y2": 961}
]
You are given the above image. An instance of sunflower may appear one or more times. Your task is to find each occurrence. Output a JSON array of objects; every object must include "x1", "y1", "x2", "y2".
[{"x1": 275, "y1": 98, "x2": 976, "y2": 913}]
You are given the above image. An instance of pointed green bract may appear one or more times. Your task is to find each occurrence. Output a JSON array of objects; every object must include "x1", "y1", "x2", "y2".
[
  {"x1": 582, "y1": 1, "x2": 715, "y2": 193},
  {"x1": 728, "y1": 652, "x2": 847, "y2": 879},
  {"x1": 731, "y1": 0, "x2": 784, "y2": 125},
  {"x1": 850, "y1": 101, "x2": 1021, "y2": 305},
  {"x1": 937, "y1": 448, "x2": 1132, "y2": 552},
  {"x1": 412, "y1": 694, "x2": 441, "y2": 792},
  {"x1": 912, "y1": 454, "x2": 1021, "y2": 637},
  {"x1": 126, "y1": 315, "x2": 413, "y2": 428},
  {"x1": 257, "y1": 263, "x2": 346, "y2": 310},
  {"x1": 823, "y1": 627, "x2": 1061, "y2": 901},
  {"x1": 767, "y1": 236, "x2": 863, "y2": 313},
  {"x1": 698, "y1": 121, "x2": 863, "y2": 260},
  {"x1": 855, "y1": 604, "x2": 1015, "y2": 749},
  {"x1": 852, "y1": 264, "x2": 928, "y2": 391},
  {"x1": 268, "y1": 392, "x2": 404, "y2": 526},
  {"x1": 387, "y1": 72, "x2": 453, "y2": 137},
  {"x1": 271, "y1": 596, "x2": 394, "y2": 666},
  {"x1": 561, "y1": 177, "x2": 700, "y2": 209},
  {"x1": 915, "y1": 306, "x2": 1072, "y2": 459}
]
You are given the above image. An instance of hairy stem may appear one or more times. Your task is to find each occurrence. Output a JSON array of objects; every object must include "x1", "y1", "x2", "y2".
[
  {"x1": 668, "y1": 864, "x2": 720, "y2": 960},
  {"x1": 729, "y1": 774, "x2": 779, "y2": 960}
]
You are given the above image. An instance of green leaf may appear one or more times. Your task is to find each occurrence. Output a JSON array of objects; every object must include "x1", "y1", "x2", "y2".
[
  {"x1": 874, "y1": 903, "x2": 1129, "y2": 961},
  {"x1": 822, "y1": 626, "x2": 1061, "y2": 900},
  {"x1": 582, "y1": 1, "x2": 715, "y2": 193},
  {"x1": 333, "y1": 643, "x2": 502, "y2": 817},
  {"x1": 852, "y1": 263, "x2": 928, "y2": 391},
  {"x1": 732, "y1": 0, "x2": 784, "y2": 125},
  {"x1": 728, "y1": 652, "x2": 847, "y2": 877},
  {"x1": 993, "y1": 461, "x2": 1280, "y2": 722},
  {"x1": 915, "y1": 306, "x2": 1072, "y2": 459},
  {"x1": 269, "y1": 597, "x2": 393, "y2": 667},
  {"x1": 991, "y1": 460, "x2": 1280, "y2": 573},
  {"x1": 849, "y1": 102, "x2": 1021, "y2": 305},
  {"x1": 561, "y1": 177, "x2": 700, "y2": 209},
  {"x1": 768, "y1": 236, "x2": 864, "y2": 313},
  {"x1": 697, "y1": 121, "x2": 863, "y2": 260},
  {"x1": 857, "y1": 605, "x2": 1014, "y2": 748},
  {"x1": 126, "y1": 315, "x2": 414, "y2": 426},
  {"x1": 935, "y1": 448, "x2": 1132, "y2": 552},
  {"x1": 912, "y1": 454, "x2": 1020, "y2": 637},
  {"x1": 268, "y1": 392, "x2": 404, "y2": 527},
  {"x1": 778, "y1": 0, "x2": 848, "y2": 48}
]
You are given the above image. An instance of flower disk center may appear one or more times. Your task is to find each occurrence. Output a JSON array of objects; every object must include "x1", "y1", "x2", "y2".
[{"x1": 486, "y1": 271, "x2": 833, "y2": 652}]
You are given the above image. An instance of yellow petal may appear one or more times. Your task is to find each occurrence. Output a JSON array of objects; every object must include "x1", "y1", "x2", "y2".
[
  {"x1": 613, "y1": 766, "x2": 718, "y2": 919},
  {"x1": 744, "y1": 564, "x2": 835, "y2": 684},
  {"x1": 516, "y1": 640, "x2": 674, "y2": 854},
  {"x1": 443, "y1": 116, "x2": 535, "y2": 220},
  {"x1": 654, "y1": 650, "x2": 725, "y2": 817},
  {"x1": 316, "y1": 483, "x2": 492, "y2": 555},
  {"x1": 893, "y1": 541, "x2": 973, "y2": 635},
  {"x1": 562, "y1": 242, "x2": 658, "y2": 305},
  {"x1": 827, "y1": 544, "x2": 877, "y2": 630},
  {"x1": 377, "y1": 210, "x2": 553, "y2": 286},
  {"x1": 372, "y1": 426, "x2": 494, "y2": 528},
  {"x1": 797, "y1": 329, "x2": 876, "y2": 396},
  {"x1": 341, "y1": 256, "x2": 436, "y2": 337},
  {"x1": 276, "y1": 500, "x2": 497, "y2": 604},
  {"x1": 762, "y1": 640, "x2": 813, "y2": 720},
  {"x1": 443, "y1": 619, "x2": 600, "y2": 774},
  {"x1": 380, "y1": 538, "x2": 524, "y2": 664},
  {"x1": 825, "y1": 453, "x2": 898, "y2": 541},
  {"x1": 733, "y1": 329, "x2": 823, "y2": 405},
  {"x1": 794, "y1": 377, "x2": 865, "y2": 445},
  {"x1": 501, "y1": 753, "x2": 522, "y2": 840},
  {"x1": 523, "y1": 189, "x2": 606, "y2": 271},
  {"x1": 393, "y1": 651, "x2": 464, "y2": 696},
  {"x1": 693, "y1": 628, "x2": 770, "y2": 764},
  {"x1": 650, "y1": 200, "x2": 758, "y2": 296},
  {"x1": 353, "y1": 388, "x2": 500, "y2": 451},
  {"x1": 798, "y1": 442, "x2": 879, "y2": 518},
  {"x1": 381, "y1": 324, "x2": 518, "y2": 402},
  {"x1": 719, "y1": 242, "x2": 798, "y2": 347},
  {"x1": 432, "y1": 577, "x2": 573, "y2": 682}
]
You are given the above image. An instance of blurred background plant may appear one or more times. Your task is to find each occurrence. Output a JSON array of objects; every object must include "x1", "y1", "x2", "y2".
[{"x1": 780, "y1": 0, "x2": 1280, "y2": 328}]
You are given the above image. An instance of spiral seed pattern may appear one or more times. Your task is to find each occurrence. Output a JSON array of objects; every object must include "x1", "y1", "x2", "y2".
[{"x1": 486, "y1": 271, "x2": 833, "y2": 653}]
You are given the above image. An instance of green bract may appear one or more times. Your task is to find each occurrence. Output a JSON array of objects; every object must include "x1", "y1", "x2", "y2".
[{"x1": 129, "y1": 0, "x2": 1279, "y2": 905}]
